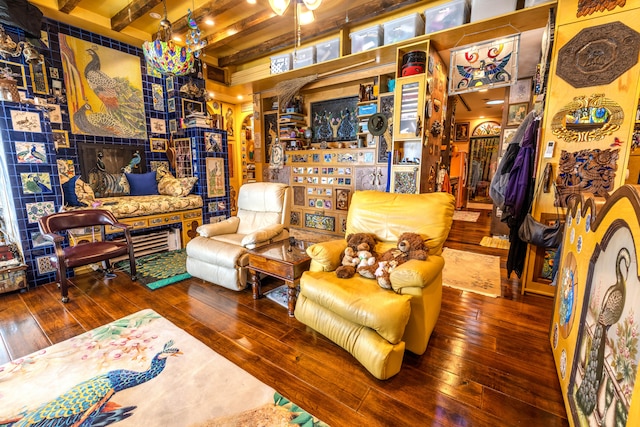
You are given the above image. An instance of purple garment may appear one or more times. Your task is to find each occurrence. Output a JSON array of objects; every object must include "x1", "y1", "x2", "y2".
[{"x1": 503, "y1": 118, "x2": 538, "y2": 221}]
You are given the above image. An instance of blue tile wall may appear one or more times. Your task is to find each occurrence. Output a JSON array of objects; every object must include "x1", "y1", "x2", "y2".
[{"x1": 0, "y1": 18, "x2": 229, "y2": 288}]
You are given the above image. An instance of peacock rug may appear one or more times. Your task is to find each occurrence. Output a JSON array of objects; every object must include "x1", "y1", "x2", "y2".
[
  {"x1": 0, "y1": 309, "x2": 328, "y2": 427},
  {"x1": 114, "y1": 249, "x2": 191, "y2": 290}
]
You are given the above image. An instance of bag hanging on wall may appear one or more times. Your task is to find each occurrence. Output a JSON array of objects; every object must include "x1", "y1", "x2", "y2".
[{"x1": 518, "y1": 165, "x2": 564, "y2": 248}]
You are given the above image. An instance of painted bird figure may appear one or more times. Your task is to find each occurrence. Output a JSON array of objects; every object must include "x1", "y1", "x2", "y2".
[
  {"x1": 5, "y1": 341, "x2": 181, "y2": 427},
  {"x1": 575, "y1": 248, "x2": 630, "y2": 417},
  {"x1": 456, "y1": 53, "x2": 512, "y2": 88},
  {"x1": 24, "y1": 175, "x2": 51, "y2": 194}
]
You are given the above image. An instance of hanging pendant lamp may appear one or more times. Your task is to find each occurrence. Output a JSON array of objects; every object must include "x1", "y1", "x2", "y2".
[
  {"x1": 142, "y1": 0, "x2": 195, "y2": 76},
  {"x1": 269, "y1": 0, "x2": 291, "y2": 15}
]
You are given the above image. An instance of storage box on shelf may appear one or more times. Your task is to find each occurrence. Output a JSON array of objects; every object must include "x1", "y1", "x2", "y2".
[
  {"x1": 424, "y1": 0, "x2": 471, "y2": 34},
  {"x1": 315, "y1": 38, "x2": 340, "y2": 63},
  {"x1": 470, "y1": 0, "x2": 518, "y2": 22},
  {"x1": 350, "y1": 25, "x2": 383, "y2": 54},
  {"x1": 383, "y1": 13, "x2": 425, "y2": 45},
  {"x1": 293, "y1": 46, "x2": 316, "y2": 69},
  {"x1": 270, "y1": 53, "x2": 292, "y2": 74}
]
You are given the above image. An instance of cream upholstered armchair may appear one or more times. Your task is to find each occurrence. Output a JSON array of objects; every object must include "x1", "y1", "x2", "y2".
[
  {"x1": 186, "y1": 182, "x2": 291, "y2": 290},
  {"x1": 294, "y1": 190, "x2": 455, "y2": 379}
]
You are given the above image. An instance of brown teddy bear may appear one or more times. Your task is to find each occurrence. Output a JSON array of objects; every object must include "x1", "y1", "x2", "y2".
[
  {"x1": 373, "y1": 232, "x2": 428, "y2": 289},
  {"x1": 335, "y1": 233, "x2": 377, "y2": 279}
]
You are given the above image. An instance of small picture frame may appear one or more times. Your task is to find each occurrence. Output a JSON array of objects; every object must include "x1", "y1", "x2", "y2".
[
  {"x1": 454, "y1": 122, "x2": 469, "y2": 142},
  {"x1": 150, "y1": 137, "x2": 168, "y2": 152},
  {"x1": 52, "y1": 129, "x2": 70, "y2": 148},
  {"x1": 336, "y1": 188, "x2": 350, "y2": 211},
  {"x1": 168, "y1": 97, "x2": 176, "y2": 113},
  {"x1": 166, "y1": 75, "x2": 174, "y2": 93},
  {"x1": 509, "y1": 78, "x2": 532, "y2": 104},
  {"x1": 182, "y1": 98, "x2": 204, "y2": 116},
  {"x1": 507, "y1": 103, "x2": 529, "y2": 126},
  {"x1": 0, "y1": 60, "x2": 26, "y2": 88},
  {"x1": 169, "y1": 119, "x2": 177, "y2": 134},
  {"x1": 150, "y1": 117, "x2": 166, "y2": 134},
  {"x1": 29, "y1": 61, "x2": 48, "y2": 94}
]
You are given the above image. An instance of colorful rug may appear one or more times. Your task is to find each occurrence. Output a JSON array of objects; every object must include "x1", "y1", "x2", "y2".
[
  {"x1": 115, "y1": 249, "x2": 191, "y2": 290},
  {"x1": 265, "y1": 284, "x2": 290, "y2": 309},
  {"x1": 0, "y1": 309, "x2": 327, "y2": 426},
  {"x1": 480, "y1": 236, "x2": 511, "y2": 250},
  {"x1": 442, "y1": 247, "x2": 502, "y2": 298},
  {"x1": 452, "y1": 210, "x2": 481, "y2": 222}
]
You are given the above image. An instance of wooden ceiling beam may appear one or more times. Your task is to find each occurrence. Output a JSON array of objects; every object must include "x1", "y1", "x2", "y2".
[
  {"x1": 217, "y1": 0, "x2": 421, "y2": 67},
  {"x1": 204, "y1": 11, "x2": 277, "y2": 49},
  {"x1": 58, "y1": 0, "x2": 83, "y2": 14},
  {"x1": 170, "y1": 0, "x2": 238, "y2": 35},
  {"x1": 111, "y1": 0, "x2": 162, "y2": 32}
]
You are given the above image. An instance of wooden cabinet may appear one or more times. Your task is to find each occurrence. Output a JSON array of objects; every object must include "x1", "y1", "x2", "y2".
[
  {"x1": 286, "y1": 147, "x2": 377, "y2": 236},
  {"x1": 390, "y1": 41, "x2": 447, "y2": 194}
]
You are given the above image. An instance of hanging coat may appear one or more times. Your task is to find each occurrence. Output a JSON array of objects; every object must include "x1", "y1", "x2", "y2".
[
  {"x1": 503, "y1": 117, "x2": 540, "y2": 278},
  {"x1": 489, "y1": 111, "x2": 538, "y2": 208}
]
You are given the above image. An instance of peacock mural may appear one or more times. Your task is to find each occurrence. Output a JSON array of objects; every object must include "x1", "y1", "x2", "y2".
[{"x1": 58, "y1": 34, "x2": 147, "y2": 140}]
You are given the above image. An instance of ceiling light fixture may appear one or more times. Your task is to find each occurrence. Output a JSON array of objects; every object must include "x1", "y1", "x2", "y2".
[
  {"x1": 142, "y1": 0, "x2": 195, "y2": 76},
  {"x1": 269, "y1": 0, "x2": 321, "y2": 16},
  {"x1": 486, "y1": 99, "x2": 504, "y2": 105}
]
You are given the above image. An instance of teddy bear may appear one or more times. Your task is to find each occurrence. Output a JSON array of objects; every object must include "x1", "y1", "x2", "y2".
[
  {"x1": 340, "y1": 246, "x2": 359, "y2": 269},
  {"x1": 373, "y1": 232, "x2": 428, "y2": 289},
  {"x1": 335, "y1": 233, "x2": 377, "y2": 279}
]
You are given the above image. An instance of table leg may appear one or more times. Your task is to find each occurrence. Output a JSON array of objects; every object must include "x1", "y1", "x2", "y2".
[
  {"x1": 286, "y1": 280, "x2": 298, "y2": 317},
  {"x1": 250, "y1": 269, "x2": 262, "y2": 299}
]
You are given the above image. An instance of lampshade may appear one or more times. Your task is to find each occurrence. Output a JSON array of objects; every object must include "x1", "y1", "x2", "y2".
[
  {"x1": 303, "y1": 0, "x2": 322, "y2": 10},
  {"x1": 142, "y1": 0, "x2": 195, "y2": 76},
  {"x1": 143, "y1": 39, "x2": 194, "y2": 76},
  {"x1": 269, "y1": 0, "x2": 290, "y2": 15}
]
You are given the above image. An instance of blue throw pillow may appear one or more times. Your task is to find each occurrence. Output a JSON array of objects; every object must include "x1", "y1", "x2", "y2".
[
  {"x1": 62, "y1": 175, "x2": 86, "y2": 207},
  {"x1": 125, "y1": 171, "x2": 158, "y2": 196}
]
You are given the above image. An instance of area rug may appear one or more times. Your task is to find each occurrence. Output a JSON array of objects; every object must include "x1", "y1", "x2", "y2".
[
  {"x1": 480, "y1": 236, "x2": 511, "y2": 250},
  {"x1": 0, "y1": 309, "x2": 327, "y2": 426},
  {"x1": 452, "y1": 210, "x2": 481, "y2": 222},
  {"x1": 115, "y1": 249, "x2": 191, "y2": 290},
  {"x1": 441, "y1": 247, "x2": 502, "y2": 298},
  {"x1": 264, "y1": 284, "x2": 290, "y2": 309}
]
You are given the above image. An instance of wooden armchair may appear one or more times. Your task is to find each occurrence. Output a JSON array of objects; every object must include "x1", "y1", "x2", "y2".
[{"x1": 38, "y1": 209, "x2": 137, "y2": 302}]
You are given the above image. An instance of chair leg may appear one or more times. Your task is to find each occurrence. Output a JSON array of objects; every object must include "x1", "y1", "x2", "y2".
[
  {"x1": 128, "y1": 251, "x2": 137, "y2": 281},
  {"x1": 57, "y1": 267, "x2": 69, "y2": 303}
]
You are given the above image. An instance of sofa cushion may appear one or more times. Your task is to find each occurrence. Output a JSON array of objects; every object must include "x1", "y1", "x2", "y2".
[
  {"x1": 126, "y1": 171, "x2": 158, "y2": 196},
  {"x1": 62, "y1": 175, "x2": 85, "y2": 207},
  {"x1": 300, "y1": 270, "x2": 412, "y2": 344}
]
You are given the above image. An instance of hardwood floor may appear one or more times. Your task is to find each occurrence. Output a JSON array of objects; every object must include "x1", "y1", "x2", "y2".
[{"x1": 0, "y1": 209, "x2": 568, "y2": 426}]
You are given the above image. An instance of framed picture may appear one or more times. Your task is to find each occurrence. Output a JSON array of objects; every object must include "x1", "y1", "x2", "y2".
[
  {"x1": 228, "y1": 142, "x2": 234, "y2": 178},
  {"x1": 168, "y1": 97, "x2": 175, "y2": 113},
  {"x1": 205, "y1": 131, "x2": 223, "y2": 152},
  {"x1": 15, "y1": 141, "x2": 47, "y2": 163},
  {"x1": 10, "y1": 110, "x2": 41, "y2": 132},
  {"x1": 509, "y1": 78, "x2": 532, "y2": 104},
  {"x1": 52, "y1": 129, "x2": 70, "y2": 148},
  {"x1": 150, "y1": 117, "x2": 166, "y2": 134},
  {"x1": 454, "y1": 122, "x2": 469, "y2": 141},
  {"x1": 21, "y1": 172, "x2": 53, "y2": 194},
  {"x1": 507, "y1": 103, "x2": 529, "y2": 126},
  {"x1": 152, "y1": 83, "x2": 163, "y2": 111},
  {"x1": 29, "y1": 60, "x2": 49, "y2": 95},
  {"x1": 0, "y1": 60, "x2": 26, "y2": 88},
  {"x1": 206, "y1": 157, "x2": 226, "y2": 198},
  {"x1": 150, "y1": 137, "x2": 167, "y2": 152},
  {"x1": 166, "y1": 75, "x2": 174, "y2": 92},
  {"x1": 182, "y1": 98, "x2": 203, "y2": 116},
  {"x1": 335, "y1": 188, "x2": 350, "y2": 210},
  {"x1": 169, "y1": 119, "x2": 177, "y2": 134}
]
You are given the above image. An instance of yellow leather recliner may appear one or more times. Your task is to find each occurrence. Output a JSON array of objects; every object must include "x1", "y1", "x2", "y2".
[{"x1": 294, "y1": 190, "x2": 455, "y2": 379}]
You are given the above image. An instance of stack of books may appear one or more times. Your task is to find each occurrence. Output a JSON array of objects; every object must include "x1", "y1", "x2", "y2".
[
  {"x1": 279, "y1": 113, "x2": 305, "y2": 124},
  {"x1": 185, "y1": 112, "x2": 210, "y2": 128}
]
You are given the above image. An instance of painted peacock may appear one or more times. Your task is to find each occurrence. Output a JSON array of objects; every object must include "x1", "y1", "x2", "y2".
[
  {"x1": 5, "y1": 341, "x2": 180, "y2": 427},
  {"x1": 575, "y1": 248, "x2": 630, "y2": 416}
]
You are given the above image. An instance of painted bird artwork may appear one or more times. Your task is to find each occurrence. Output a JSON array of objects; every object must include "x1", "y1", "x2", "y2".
[
  {"x1": 16, "y1": 143, "x2": 46, "y2": 164},
  {"x1": 456, "y1": 52, "x2": 512, "y2": 89},
  {"x1": 59, "y1": 35, "x2": 146, "y2": 140},
  {"x1": 575, "y1": 247, "x2": 630, "y2": 417},
  {"x1": 2, "y1": 341, "x2": 181, "y2": 426},
  {"x1": 22, "y1": 174, "x2": 52, "y2": 194}
]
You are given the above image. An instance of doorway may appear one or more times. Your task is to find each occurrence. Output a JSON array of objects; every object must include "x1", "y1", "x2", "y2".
[{"x1": 467, "y1": 135, "x2": 499, "y2": 209}]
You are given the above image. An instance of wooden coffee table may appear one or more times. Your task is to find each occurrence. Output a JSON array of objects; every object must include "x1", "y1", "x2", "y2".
[{"x1": 248, "y1": 239, "x2": 312, "y2": 317}]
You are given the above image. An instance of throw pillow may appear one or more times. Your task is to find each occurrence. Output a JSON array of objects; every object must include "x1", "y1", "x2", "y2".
[
  {"x1": 75, "y1": 177, "x2": 95, "y2": 205},
  {"x1": 61, "y1": 175, "x2": 86, "y2": 207},
  {"x1": 125, "y1": 171, "x2": 158, "y2": 196},
  {"x1": 158, "y1": 175, "x2": 198, "y2": 197}
]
